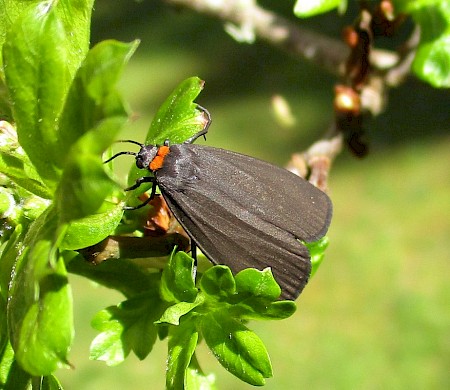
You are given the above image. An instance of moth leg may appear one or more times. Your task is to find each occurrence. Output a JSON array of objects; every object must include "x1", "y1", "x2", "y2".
[
  {"x1": 123, "y1": 176, "x2": 157, "y2": 210},
  {"x1": 190, "y1": 241, "x2": 198, "y2": 280},
  {"x1": 124, "y1": 176, "x2": 155, "y2": 191},
  {"x1": 184, "y1": 105, "x2": 211, "y2": 144}
]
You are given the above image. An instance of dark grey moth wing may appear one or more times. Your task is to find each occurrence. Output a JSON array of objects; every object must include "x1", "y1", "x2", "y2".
[{"x1": 156, "y1": 144, "x2": 332, "y2": 300}]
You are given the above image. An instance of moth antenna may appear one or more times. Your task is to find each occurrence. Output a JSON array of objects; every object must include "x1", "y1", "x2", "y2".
[
  {"x1": 103, "y1": 140, "x2": 144, "y2": 163},
  {"x1": 103, "y1": 151, "x2": 136, "y2": 164},
  {"x1": 115, "y1": 139, "x2": 144, "y2": 147}
]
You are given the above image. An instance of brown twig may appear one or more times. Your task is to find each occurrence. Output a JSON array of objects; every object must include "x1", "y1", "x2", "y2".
[
  {"x1": 166, "y1": 0, "x2": 400, "y2": 76},
  {"x1": 286, "y1": 132, "x2": 343, "y2": 193},
  {"x1": 78, "y1": 233, "x2": 190, "y2": 265},
  {"x1": 166, "y1": 0, "x2": 349, "y2": 75}
]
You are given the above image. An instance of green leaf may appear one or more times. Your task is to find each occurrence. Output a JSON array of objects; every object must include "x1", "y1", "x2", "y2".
[
  {"x1": 0, "y1": 187, "x2": 14, "y2": 218},
  {"x1": 0, "y1": 224, "x2": 24, "y2": 296},
  {"x1": 199, "y1": 266, "x2": 236, "y2": 299},
  {"x1": 145, "y1": 77, "x2": 207, "y2": 145},
  {"x1": 0, "y1": 78, "x2": 12, "y2": 120},
  {"x1": 200, "y1": 311, "x2": 272, "y2": 386},
  {"x1": 412, "y1": 5, "x2": 450, "y2": 87},
  {"x1": 90, "y1": 292, "x2": 165, "y2": 365},
  {"x1": 225, "y1": 269, "x2": 297, "y2": 321},
  {"x1": 3, "y1": 3, "x2": 72, "y2": 187},
  {"x1": 294, "y1": 0, "x2": 343, "y2": 18},
  {"x1": 0, "y1": 342, "x2": 31, "y2": 389},
  {"x1": 394, "y1": 0, "x2": 443, "y2": 13},
  {"x1": 2, "y1": 1, "x2": 97, "y2": 187},
  {"x1": 413, "y1": 36, "x2": 450, "y2": 87},
  {"x1": 161, "y1": 262, "x2": 296, "y2": 385},
  {"x1": 254, "y1": 301, "x2": 296, "y2": 320},
  {"x1": 57, "y1": 40, "x2": 138, "y2": 165},
  {"x1": 60, "y1": 203, "x2": 123, "y2": 250},
  {"x1": 231, "y1": 299, "x2": 297, "y2": 321},
  {"x1": 0, "y1": 124, "x2": 52, "y2": 199},
  {"x1": 234, "y1": 268, "x2": 281, "y2": 300},
  {"x1": 185, "y1": 362, "x2": 217, "y2": 390},
  {"x1": 0, "y1": 293, "x2": 7, "y2": 355},
  {"x1": 57, "y1": 158, "x2": 117, "y2": 223},
  {"x1": 41, "y1": 374, "x2": 64, "y2": 390},
  {"x1": 53, "y1": 0, "x2": 94, "y2": 76},
  {"x1": 66, "y1": 255, "x2": 161, "y2": 298},
  {"x1": 7, "y1": 208, "x2": 73, "y2": 376},
  {"x1": 54, "y1": 41, "x2": 137, "y2": 229},
  {"x1": 394, "y1": 0, "x2": 450, "y2": 87},
  {"x1": 55, "y1": 118, "x2": 126, "y2": 225},
  {"x1": 166, "y1": 319, "x2": 199, "y2": 390},
  {"x1": 89, "y1": 309, "x2": 129, "y2": 366},
  {"x1": 0, "y1": 152, "x2": 51, "y2": 200},
  {"x1": 160, "y1": 251, "x2": 197, "y2": 303},
  {"x1": 126, "y1": 77, "x2": 207, "y2": 192},
  {"x1": 0, "y1": 0, "x2": 93, "y2": 73},
  {"x1": 306, "y1": 235, "x2": 330, "y2": 277},
  {"x1": 157, "y1": 295, "x2": 204, "y2": 326},
  {"x1": 20, "y1": 195, "x2": 50, "y2": 223}
]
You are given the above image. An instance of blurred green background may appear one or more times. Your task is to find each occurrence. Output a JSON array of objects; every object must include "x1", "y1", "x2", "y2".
[{"x1": 58, "y1": 1, "x2": 449, "y2": 388}]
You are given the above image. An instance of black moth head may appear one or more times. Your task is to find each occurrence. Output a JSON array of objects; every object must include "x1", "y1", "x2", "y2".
[{"x1": 135, "y1": 145, "x2": 159, "y2": 170}]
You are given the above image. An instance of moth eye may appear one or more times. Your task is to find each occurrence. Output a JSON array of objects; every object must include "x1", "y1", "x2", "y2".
[{"x1": 136, "y1": 156, "x2": 145, "y2": 169}]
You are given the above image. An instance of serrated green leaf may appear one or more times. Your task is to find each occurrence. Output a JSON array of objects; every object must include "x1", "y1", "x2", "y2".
[
  {"x1": 160, "y1": 251, "x2": 197, "y2": 303},
  {"x1": 7, "y1": 208, "x2": 73, "y2": 376},
  {"x1": 166, "y1": 319, "x2": 199, "y2": 390},
  {"x1": 234, "y1": 267, "x2": 281, "y2": 300},
  {"x1": 158, "y1": 295, "x2": 204, "y2": 326},
  {"x1": 294, "y1": 0, "x2": 343, "y2": 18},
  {"x1": 123, "y1": 316, "x2": 158, "y2": 361},
  {"x1": 90, "y1": 292, "x2": 164, "y2": 365},
  {"x1": 200, "y1": 311, "x2": 272, "y2": 386},
  {"x1": 199, "y1": 266, "x2": 236, "y2": 299},
  {"x1": 90, "y1": 309, "x2": 129, "y2": 366}
]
